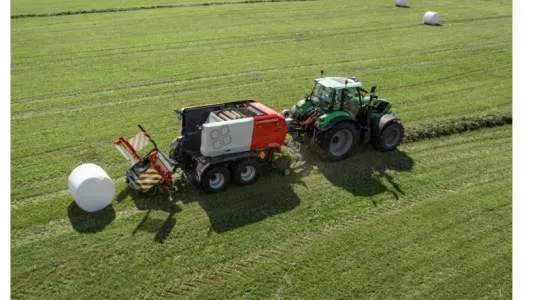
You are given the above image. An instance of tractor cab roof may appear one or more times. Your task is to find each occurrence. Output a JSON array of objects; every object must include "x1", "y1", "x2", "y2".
[{"x1": 315, "y1": 76, "x2": 362, "y2": 89}]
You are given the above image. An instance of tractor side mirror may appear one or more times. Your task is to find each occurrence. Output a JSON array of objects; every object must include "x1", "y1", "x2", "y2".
[{"x1": 370, "y1": 86, "x2": 378, "y2": 102}]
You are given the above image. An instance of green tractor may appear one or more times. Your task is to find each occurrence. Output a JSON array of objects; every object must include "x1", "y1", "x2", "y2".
[{"x1": 282, "y1": 74, "x2": 404, "y2": 161}]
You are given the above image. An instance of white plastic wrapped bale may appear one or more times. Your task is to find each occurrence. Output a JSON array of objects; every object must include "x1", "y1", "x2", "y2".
[
  {"x1": 68, "y1": 163, "x2": 116, "y2": 213},
  {"x1": 395, "y1": 0, "x2": 409, "y2": 8},
  {"x1": 201, "y1": 117, "x2": 254, "y2": 157},
  {"x1": 423, "y1": 11, "x2": 441, "y2": 25}
]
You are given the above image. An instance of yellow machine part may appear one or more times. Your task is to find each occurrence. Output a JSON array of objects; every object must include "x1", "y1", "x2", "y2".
[
  {"x1": 135, "y1": 168, "x2": 163, "y2": 192},
  {"x1": 256, "y1": 149, "x2": 285, "y2": 160}
]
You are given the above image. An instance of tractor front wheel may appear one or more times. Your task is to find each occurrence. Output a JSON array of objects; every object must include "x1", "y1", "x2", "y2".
[
  {"x1": 376, "y1": 120, "x2": 404, "y2": 151},
  {"x1": 319, "y1": 122, "x2": 357, "y2": 161}
]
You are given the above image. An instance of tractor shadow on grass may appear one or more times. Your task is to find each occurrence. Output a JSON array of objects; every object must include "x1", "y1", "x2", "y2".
[
  {"x1": 299, "y1": 144, "x2": 414, "y2": 205},
  {"x1": 178, "y1": 163, "x2": 310, "y2": 234},
  {"x1": 116, "y1": 188, "x2": 181, "y2": 243},
  {"x1": 67, "y1": 202, "x2": 116, "y2": 233}
]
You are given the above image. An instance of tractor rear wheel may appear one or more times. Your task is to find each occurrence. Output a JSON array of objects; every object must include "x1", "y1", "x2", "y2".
[
  {"x1": 201, "y1": 165, "x2": 231, "y2": 193},
  {"x1": 319, "y1": 122, "x2": 357, "y2": 161},
  {"x1": 376, "y1": 120, "x2": 404, "y2": 151},
  {"x1": 233, "y1": 159, "x2": 260, "y2": 185}
]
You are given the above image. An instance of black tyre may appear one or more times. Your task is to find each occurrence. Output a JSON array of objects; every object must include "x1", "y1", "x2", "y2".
[
  {"x1": 376, "y1": 120, "x2": 404, "y2": 151},
  {"x1": 319, "y1": 122, "x2": 358, "y2": 161},
  {"x1": 201, "y1": 165, "x2": 231, "y2": 193},
  {"x1": 233, "y1": 159, "x2": 260, "y2": 185}
]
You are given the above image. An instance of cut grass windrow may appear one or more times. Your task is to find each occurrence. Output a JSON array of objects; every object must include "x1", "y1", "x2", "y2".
[
  {"x1": 404, "y1": 111, "x2": 512, "y2": 142},
  {"x1": 11, "y1": 0, "x2": 315, "y2": 19}
]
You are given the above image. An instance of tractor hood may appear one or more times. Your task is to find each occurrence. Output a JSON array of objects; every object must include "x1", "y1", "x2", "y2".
[{"x1": 290, "y1": 97, "x2": 315, "y2": 119}]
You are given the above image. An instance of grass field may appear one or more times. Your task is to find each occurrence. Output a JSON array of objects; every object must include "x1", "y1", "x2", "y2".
[
  {"x1": 11, "y1": 0, "x2": 284, "y2": 16},
  {"x1": 11, "y1": 0, "x2": 512, "y2": 298}
]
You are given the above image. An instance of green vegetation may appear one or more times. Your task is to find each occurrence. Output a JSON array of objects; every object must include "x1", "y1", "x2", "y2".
[
  {"x1": 11, "y1": 0, "x2": 312, "y2": 19},
  {"x1": 11, "y1": 126, "x2": 512, "y2": 299},
  {"x1": 404, "y1": 111, "x2": 512, "y2": 142},
  {"x1": 11, "y1": 0, "x2": 511, "y2": 298}
]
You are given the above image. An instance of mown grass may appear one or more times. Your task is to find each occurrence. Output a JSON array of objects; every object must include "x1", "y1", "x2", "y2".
[
  {"x1": 11, "y1": 126, "x2": 512, "y2": 299},
  {"x1": 11, "y1": 0, "x2": 511, "y2": 298},
  {"x1": 11, "y1": 0, "x2": 276, "y2": 15},
  {"x1": 11, "y1": 0, "x2": 314, "y2": 19},
  {"x1": 11, "y1": 0, "x2": 511, "y2": 203}
]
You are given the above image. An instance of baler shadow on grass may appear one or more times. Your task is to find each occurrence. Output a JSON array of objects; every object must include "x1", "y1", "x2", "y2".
[
  {"x1": 112, "y1": 165, "x2": 306, "y2": 236},
  {"x1": 106, "y1": 146, "x2": 413, "y2": 239},
  {"x1": 179, "y1": 162, "x2": 309, "y2": 234},
  {"x1": 178, "y1": 146, "x2": 413, "y2": 233},
  {"x1": 110, "y1": 176, "x2": 301, "y2": 238},
  {"x1": 116, "y1": 187, "x2": 181, "y2": 243}
]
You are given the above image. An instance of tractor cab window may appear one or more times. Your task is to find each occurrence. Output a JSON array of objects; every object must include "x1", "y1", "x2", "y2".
[
  {"x1": 343, "y1": 87, "x2": 359, "y2": 102},
  {"x1": 331, "y1": 89, "x2": 343, "y2": 110},
  {"x1": 310, "y1": 83, "x2": 335, "y2": 108},
  {"x1": 342, "y1": 87, "x2": 360, "y2": 115}
]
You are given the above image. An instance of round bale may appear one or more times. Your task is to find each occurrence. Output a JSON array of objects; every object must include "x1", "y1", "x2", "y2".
[
  {"x1": 395, "y1": 0, "x2": 410, "y2": 8},
  {"x1": 68, "y1": 163, "x2": 115, "y2": 213},
  {"x1": 423, "y1": 11, "x2": 441, "y2": 25}
]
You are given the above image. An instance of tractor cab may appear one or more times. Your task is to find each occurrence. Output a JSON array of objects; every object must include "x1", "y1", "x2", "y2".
[
  {"x1": 309, "y1": 76, "x2": 362, "y2": 112},
  {"x1": 309, "y1": 76, "x2": 392, "y2": 116},
  {"x1": 289, "y1": 76, "x2": 384, "y2": 120}
]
